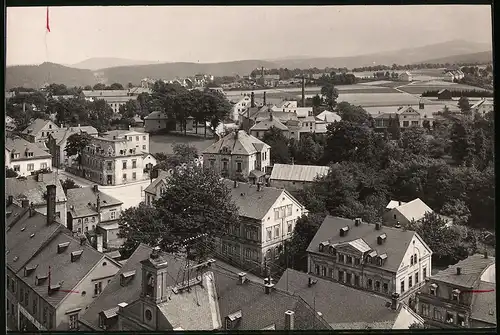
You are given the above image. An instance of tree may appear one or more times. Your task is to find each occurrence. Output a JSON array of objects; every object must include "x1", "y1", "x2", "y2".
[
  {"x1": 6, "y1": 168, "x2": 18, "y2": 178},
  {"x1": 61, "y1": 178, "x2": 81, "y2": 194},
  {"x1": 118, "y1": 203, "x2": 163, "y2": 259},
  {"x1": 128, "y1": 82, "x2": 134, "y2": 89},
  {"x1": 427, "y1": 137, "x2": 446, "y2": 159},
  {"x1": 335, "y1": 102, "x2": 371, "y2": 125},
  {"x1": 262, "y1": 127, "x2": 291, "y2": 164},
  {"x1": 154, "y1": 143, "x2": 199, "y2": 171},
  {"x1": 108, "y1": 82, "x2": 124, "y2": 90},
  {"x1": 450, "y1": 120, "x2": 474, "y2": 166},
  {"x1": 65, "y1": 133, "x2": 93, "y2": 169},
  {"x1": 93, "y1": 83, "x2": 106, "y2": 90},
  {"x1": 441, "y1": 199, "x2": 471, "y2": 225},
  {"x1": 400, "y1": 127, "x2": 428, "y2": 155},
  {"x1": 84, "y1": 85, "x2": 92, "y2": 90},
  {"x1": 87, "y1": 99, "x2": 114, "y2": 132},
  {"x1": 422, "y1": 119, "x2": 431, "y2": 130},
  {"x1": 119, "y1": 99, "x2": 138, "y2": 120},
  {"x1": 387, "y1": 115, "x2": 401, "y2": 140},
  {"x1": 320, "y1": 81, "x2": 339, "y2": 112},
  {"x1": 291, "y1": 135, "x2": 324, "y2": 165},
  {"x1": 153, "y1": 165, "x2": 240, "y2": 260},
  {"x1": 458, "y1": 96, "x2": 471, "y2": 115}
]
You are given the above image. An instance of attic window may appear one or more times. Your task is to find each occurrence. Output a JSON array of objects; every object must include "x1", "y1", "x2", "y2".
[
  {"x1": 226, "y1": 310, "x2": 242, "y2": 330},
  {"x1": 57, "y1": 242, "x2": 70, "y2": 253},
  {"x1": 24, "y1": 265, "x2": 37, "y2": 277},
  {"x1": 430, "y1": 283, "x2": 438, "y2": 295},
  {"x1": 36, "y1": 274, "x2": 48, "y2": 286},
  {"x1": 120, "y1": 270, "x2": 136, "y2": 286},
  {"x1": 13, "y1": 256, "x2": 19, "y2": 262},
  {"x1": 377, "y1": 234, "x2": 387, "y2": 245},
  {"x1": 378, "y1": 253, "x2": 387, "y2": 265},
  {"x1": 339, "y1": 226, "x2": 349, "y2": 237},
  {"x1": 71, "y1": 250, "x2": 83, "y2": 262},
  {"x1": 319, "y1": 241, "x2": 329, "y2": 252},
  {"x1": 329, "y1": 245, "x2": 336, "y2": 256},
  {"x1": 452, "y1": 289, "x2": 460, "y2": 301},
  {"x1": 48, "y1": 284, "x2": 61, "y2": 295}
]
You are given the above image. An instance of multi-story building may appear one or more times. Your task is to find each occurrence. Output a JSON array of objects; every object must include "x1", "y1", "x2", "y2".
[
  {"x1": 6, "y1": 172, "x2": 68, "y2": 227},
  {"x1": 67, "y1": 185, "x2": 123, "y2": 249},
  {"x1": 21, "y1": 118, "x2": 60, "y2": 143},
  {"x1": 81, "y1": 90, "x2": 138, "y2": 114},
  {"x1": 307, "y1": 216, "x2": 433, "y2": 300},
  {"x1": 217, "y1": 180, "x2": 307, "y2": 275},
  {"x1": 144, "y1": 111, "x2": 169, "y2": 133},
  {"x1": 232, "y1": 95, "x2": 252, "y2": 123},
  {"x1": 6, "y1": 136, "x2": 53, "y2": 176},
  {"x1": 415, "y1": 253, "x2": 496, "y2": 328},
  {"x1": 202, "y1": 130, "x2": 271, "y2": 183},
  {"x1": 6, "y1": 186, "x2": 121, "y2": 331},
  {"x1": 47, "y1": 125, "x2": 99, "y2": 168},
  {"x1": 276, "y1": 269, "x2": 425, "y2": 329},
  {"x1": 372, "y1": 102, "x2": 437, "y2": 130},
  {"x1": 80, "y1": 129, "x2": 150, "y2": 186},
  {"x1": 143, "y1": 170, "x2": 170, "y2": 206},
  {"x1": 269, "y1": 164, "x2": 330, "y2": 191}
]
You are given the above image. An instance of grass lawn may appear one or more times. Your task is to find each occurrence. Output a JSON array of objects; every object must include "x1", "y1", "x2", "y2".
[
  {"x1": 398, "y1": 84, "x2": 489, "y2": 95},
  {"x1": 150, "y1": 134, "x2": 215, "y2": 155}
]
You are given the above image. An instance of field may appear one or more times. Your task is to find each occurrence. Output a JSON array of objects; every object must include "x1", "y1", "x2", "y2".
[
  {"x1": 398, "y1": 81, "x2": 490, "y2": 95},
  {"x1": 336, "y1": 93, "x2": 424, "y2": 107},
  {"x1": 150, "y1": 134, "x2": 215, "y2": 155}
]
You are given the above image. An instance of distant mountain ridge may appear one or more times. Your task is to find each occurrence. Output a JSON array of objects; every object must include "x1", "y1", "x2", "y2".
[
  {"x1": 416, "y1": 51, "x2": 492, "y2": 65},
  {"x1": 71, "y1": 57, "x2": 165, "y2": 70},
  {"x1": 5, "y1": 40, "x2": 492, "y2": 89}
]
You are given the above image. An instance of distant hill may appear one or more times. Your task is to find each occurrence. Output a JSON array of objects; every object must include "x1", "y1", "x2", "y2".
[
  {"x1": 417, "y1": 51, "x2": 492, "y2": 65},
  {"x1": 5, "y1": 62, "x2": 96, "y2": 89},
  {"x1": 100, "y1": 60, "x2": 279, "y2": 84},
  {"x1": 71, "y1": 57, "x2": 164, "y2": 70}
]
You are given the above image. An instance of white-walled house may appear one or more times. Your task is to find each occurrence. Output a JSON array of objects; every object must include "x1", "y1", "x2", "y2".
[
  {"x1": 144, "y1": 111, "x2": 169, "y2": 133},
  {"x1": 232, "y1": 95, "x2": 252, "y2": 123},
  {"x1": 307, "y1": 216, "x2": 432, "y2": 300},
  {"x1": 21, "y1": 118, "x2": 60, "y2": 143},
  {"x1": 6, "y1": 137, "x2": 53, "y2": 176}
]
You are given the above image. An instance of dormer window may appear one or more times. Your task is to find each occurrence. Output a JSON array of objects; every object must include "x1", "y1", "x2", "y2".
[
  {"x1": 452, "y1": 289, "x2": 460, "y2": 302},
  {"x1": 226, "y1": 310, "x2": 242, "y2": 330},
  {"x1": 329, "y1": 245, "x2": 336, "y2": 256},
  {"x1": 430, "y1": 283, "x2": 438, "y2": 296},
  {"x1": 319, "y1": 241, "x2": 329, "y2": 252},
  {"x1": 120, "y1": 270, "x2": 136, "y2": 286}
]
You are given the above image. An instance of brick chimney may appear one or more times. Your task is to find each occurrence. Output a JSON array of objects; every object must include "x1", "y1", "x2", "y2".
[
  {"x1": 285, "y1": 310, "x2": 294, "y2": 330},
  {"x1": 375, "y1": 223, "x2": 381, "y2": 230},
  {"x1": 456, "y1": 267, "x2": 461, "y2": 275},
  {"x1": 29, "y1": 202, "x2": 36, "y2": 217},
  {"x1": 257, "y1": 182, "x2": 263, "y2": 192},
  {"x1": 46, "y1": 184, "x2": 57, "y2": 225},
  {"x1": 250, "y1": 92, "x2": 255, "y2": 108},
  {"x1": 391, "y1": 293, "x2": 399, "y2": 310},
  {"x1": 263, "y1": 91, "x2": 267, "y2": 106},
  {"x1": 96, "y1": 234, "x2": 103, "y2": 253}
]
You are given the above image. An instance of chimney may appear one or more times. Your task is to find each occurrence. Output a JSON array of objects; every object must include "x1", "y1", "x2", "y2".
[
  {"x1": 263, "y1": 91, "x2": 267, "y2": 106},
  {"x1": 234, "y1": 180, "x2": 238, "y2": 188},
  {"x1": 484, "y1": 251, "x2": 488, "y2": 259},
  {"x1": 391, "y1": 293, "x2": 399, "y2": 310},
  {"x1": 78, "y1": 124, "x2": 81, "y2": 127},
  {"x1": 46, "y1": 184, "x2": 57, "y2": 225},
  {"x1": 398, "y1": 201, "x2": 402, "y2": 206},
  {"x1": 8, "y1": 195, "x2": 13, "y2": 206},
  {"x1": 456, "y1": 267, "x2": 461, "y2": 275},
  {"x1": 250, "y1": 92, "x2": 255, "y2": 108},
  {"x1": 96, "y1": 234, "x2": 103, "y2": 253},
  {"x1": 93, "y1": 184, "x2": 99, "y2": 193},
  {"x1": 375, "y1": 223, "x2": 381, "y2": 230},
  {"x1": 354, "y1": 218, "x2": 361, "y2": 226},
  {"x1": 80, "y1": 235, "x2": 87, "y2": 246},
  {"x1": 308, "y1": 277, "x2": 317, "y2": 287},
  {"x1": 419, "y1": 101, "x2": 424, "y2": 110},
  {"x1": 269, "y1": 112, "x2": 273, "y2": 121},
  {"x1": 29, "y1": 203, "x2": 36, "y2": 217},
  {"x1": 257, "y1": 182, "x2": 263, "y2": 192},
  {"x1": 60, "y1": 124, "x2": 63, "y2": 128},
  {"x1": 96, "y1": 193, "x2": 101, "y2": 214},
  {"x1": 284, "y1": 310, "x2": 294, "y2": 330},
  {"x1": 265, "y1": 283, "x2": 274, "y2": 294},
  {"x1": 22, "y1": 199, "x2": 30, "y2": 208},
  {"x1": 37, "y1": 173, "x2": 44, "y2": 182},
  {"x1": 238, "y1": 272, "x2": 247, "y2": 284}
]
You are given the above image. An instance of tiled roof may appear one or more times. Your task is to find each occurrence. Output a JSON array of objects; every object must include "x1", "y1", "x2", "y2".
[
  {"x1": 5, "y1": 173, "x2": 67, "y2": 206},
  {"x1": 270, "y1": 164, "x2": 330, "y2": 183},
  {"x1": 144, "y1": 170, "x2": 171, "y2": 194},
  {"x1": 19, "y1": 230, "x2": 113, "y2": 307},
  {"x1": 5, "y1": 203, "x2": 28, "y2": 229},
  {"x1": 5, "y1": 136, "x2": 52, "y2": 160},
  {"x1": 393, "y1": 198, "x2": 433, "y2": 222},
  {"x1": 276, "y1": 269, "x2": 400, "y2": 328},
  {"x1": 224, "y1": 180, "x2": 287, "y2": 220},
  {"x1": 67, "y1": 187, "x2": 122, "y2": 218},
  {"x1": 316, "y1": 111, "x2": 341, "y2": 123},
  {"x1": 250, "y1": 116, "x2": 289, "y2": 131},
  {"x1": 6, "y1": 203, "x2": 65, "y2": 273},
  {"x1": 255, "y1": 111, "x2": 299, "y2": 123},
  {"x1": 470, "y1": 281, "x2": 496, "y2": 325},
  {"x1": 145, "y1": 111, "x2": 168, "y2": 120},
  {"x1": 80, "y1": 244, "x2": 157, "y2": 330},
  {"x1": 307, "y1": 216, "x2": 416, "y2": 273},
  {"x1": 21, "y1": 118, "x2": 58, "y2": 135},
  {"x1": 431, "y1": 254, "x2": 495, "y2": 288},
  {"x1": 82, "y1": 90, "x2": 129, "y2": 97},
  {"x1": 50, "y1": 126, "x2": 99, "y2": 145},
  {"x1": 202, "y1": 130, "x2": 269, "y2": 156},
  {"x1": 214, "y1": 268, "x2": 331, "y2": 330}
]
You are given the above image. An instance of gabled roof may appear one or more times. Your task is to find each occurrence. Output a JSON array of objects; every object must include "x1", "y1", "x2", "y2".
[
  {"x1": 145, "y1": 111, "x2": 168, "y2": 120},
  {"x1": 399, "y1": 106, "x2": 420, "y2": 115},
  {"x1": 5, "y1": 137, "x2": 52, "y2": 160},
  {"x1": 270, "y1": 164, "x2": 330, "y2": 183},
  {"x1": 385, "y1": 200, "x2": 407, "y2": 210},
  {"x1": 19, "y1": 230, "x2": 116, "y2": 308},
  {"x1": 276, "y1": 269, "x2": 403, "y2": 329},
  {"x1": 202, "y1": 130, "x2": 270, "y2": 156},
  {"x1": 438, "y1": 89, "x2": 451, "y2": 94},
  {"x1": 316, "y1": 110, "x2": 341, "y2": 123},
  {"x1": 144, "y1": 170, "x2": 171, "y2": 194},
  {"x1": 22, "y1": 118, "x2": 59, "y2": 135},
  {"x1": 67, "y1": 187, "x2": 123, "y2": 218},
  {"x1": 392, "y1": 198, "x2": 433, "y2": 222},
  {"x1": 470, "y1": 281, "x2": 496, "y2": 325},
  {"x1": 214, "y1": 268, "x2": 331, "y2": 330},
  {"x1": 80, "y1": 244, "x2": 163, "y2": 330},
  {"x1": 307, "y1": 216, "x2": 416, "y2": 273},
  {"x1": 6, "y1": 173, "x2": 67, "y2": 206},
  {"x1": 50, "y1": 126, "x2": 99, "y2": 145},
  {"x1": 224, "y1": 180, "x2": 295, "y2": 220},
  {"x1": 6, "y1": 203, "x2": 65, "y2": 273},
  {"x1": 250, "y1": 116, "x2": 289, "y2": 131},
  {"x1": 431, "y1": 254, "x2": 496, "y2": 289}
]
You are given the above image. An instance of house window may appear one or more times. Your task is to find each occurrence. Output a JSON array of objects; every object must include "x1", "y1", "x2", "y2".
[
  {"x1": 383, "y1": 283, "x2": 389, "y2": 293},
  {"x1": 143, "y1": 145, "x2": 146, "y2": 150},
  {"x1": 457, "y1": 314, "x2": 465, "y2": 327},
  {"x1": 122, "y1": 161, "x2": 127, "y2": 169},
  {"x1": 43, "y1": 307, "x2": 48, "y2": 325},
  {"x1": 274, "y1": 209, "x2": 280, "y2": 220},
  {"x1": 446, "y1": 311, "x2": 454, "y2": 324},
  {"x1": 222, "y1": 161, "x2": 228, "y2": 170},
  {"x1": 236, "y1": 162, "x2": 242, "y2": 172},
  {"x1": 410, "y1": 255, "x2": 414, "y2": 266},
  {"x1": 400, "y1": 279, "x2": 405, "y2": 293},
  {"x1": 94, "y1": 281, "x2": 103, "y2": 296},
  {"x1": 408, "y1": 275, "x2": 413, "y2": 288},
  {"x1": 403, "y1": 121, "x2": 409, "y2": 127},
  {"x1": 287, "y1": 220, "x2": 293, "y2": 234},
  {"x1": 266, "y1": 228, "x2": 272, "y2": 241},
  {"x1": 13, "y1": 165, "x2": 20, "y2": 172},
  {"x1": 20, "y1": 287, "x2": 24, "y2": 304},
  {"x1": 434, "y1": 309, "x2": 442, "y2": 321},
  {"x1": 421, "y1": 303, "x2": 429, "y2": 317},
  {"x1": 132, "y1": 172, "x2": 137, "y2": 180},
  {"x1": 346, "y1": 256, "x2": 352, "y2": 265},
  {"x1": 354, "y1": 257, "x2": 361, "y2": 265},
  {"x1": 136, "y1": 136, "x2": 139, "y2": 141},
  {"x1": 315, "y1": 265, "x2": 320, "y2": 275},
  {"x1": 110, "y1": 210, "x2": 116, "y2": 220},
  {"x1": 367, "y1": 279, "x2": 373, "y2": 289},
  {"x1": 286, "y1": 205, "x2": 292, "y2": 216},
  {"x1": 452, "y1": 289, "x2": 460, "y2": 302},
  {"x1": 40, "y1": 162, "x2": 47, "y2": 169},
  {"x1": 423, "y1": 267, "x2": 427, "y2": 279},
  {"x1": 209, "y1": 160, "x2": 215, "y2": 167},
  {"x1": 107, "y1": 162, "x2": 112, "y2": 169},
  {"x1": 27, "y1": 163, "x2": 34, "y2": 171},
  {"x1": 91, "y1": 217, "x2": 95, "y2": 223},
  {"x1": 346, "y1": 272, "x2": 352, "y2": 284},
  {"x1": 274, "y1": 225, "x2": 280, "y2": 238},
  {"x1": 414, "y1": 253, "x2": 418, "y2": 264},
  {"x1": 375, "y1": 281, "x2": 381, "y2": 291},
  {"x1": 69, "y1": 313, "x2": 79, "y2": 330},
  {"x1": 132, "y1": 160, "x2": 137, "y2": 168},
  {"x1": 123, "y1": 173, "x2": 127, "y2": 180},
  {"x1": 338, "y1": 254, "x2": 344, "y2": 263},
  {"x1": 354, "y1": 275, "x2": 360, "y2": 286},
  {"x1": 338, "y1": 270, "x2": 344, "y2": 282},
  {"x1": 322, "y1": 266, "x2": 327, "y2": 277}
]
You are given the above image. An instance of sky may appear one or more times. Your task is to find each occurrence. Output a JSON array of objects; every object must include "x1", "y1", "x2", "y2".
[{"x1": 6, "y1": 5, "x2": 492, "y2": 66}]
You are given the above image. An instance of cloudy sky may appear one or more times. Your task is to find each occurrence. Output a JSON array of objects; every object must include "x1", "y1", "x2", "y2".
[{"x1": 6, "y1": 5, "x2": 492, "y2": 66}]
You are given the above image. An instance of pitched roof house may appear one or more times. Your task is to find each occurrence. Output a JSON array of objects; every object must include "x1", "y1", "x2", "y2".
[
  {"x1": 269, "y1": 164, "x2": 330, "y2": 191},
  {"x1": 276, "y1": 269, "x2": 424, "y2": 329},
  {"x1": 21, "y1": 118, "x2": 60, "y2": 143},
  {"x1": 383, "y1": 198, "x2": 452, "y2": 227},
  {"x1": 5, "y1": 136, "x2": 53, "y2": 176}
]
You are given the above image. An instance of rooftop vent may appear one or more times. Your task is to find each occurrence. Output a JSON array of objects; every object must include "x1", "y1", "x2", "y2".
[
  {"x1": 35, "y1": 274, "x2": 48, "y2": 286},
  {"x1": 48, "y1": 284, "x2": 61, "y2": 295},
  {"x1": 265, "y1": 283, "x2": 274, "y2": 294},
  {"x1": 354, "y1": 218, "x2": 362, "y2": 226},
  {"x1": 71, "y1": 250, "x2": 83, "y2": 262},
  {"x1": 21, "y1": 227, "x2": 26, "y2": 232},
  {"x1": 57, "y1": 242, "x2": 70, "y2": 253},
  {"x1": 339, "y1": 226, "x2": 349, "y2": 237},
  {"x1": 24, "y1": 265, "x2": 37, "y2": 277},
  {"x1": 377, "y1": 233, "x2": 387, "y2": 245},
  {"x1": 118, "y1": 302, "x2": 128, "y2": 309}
]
